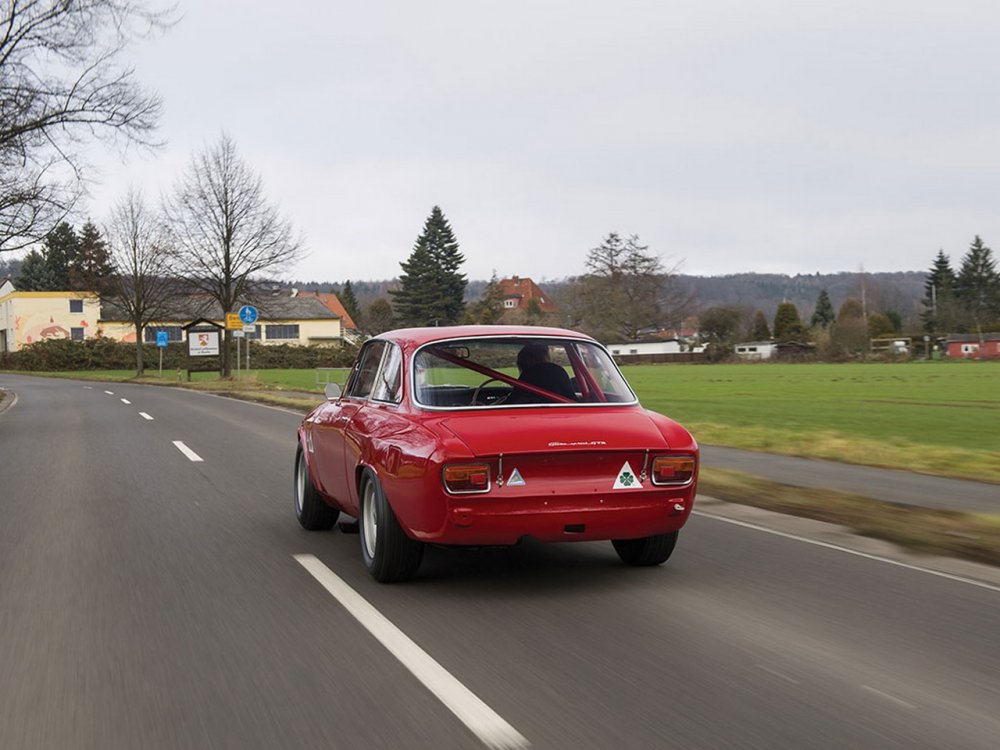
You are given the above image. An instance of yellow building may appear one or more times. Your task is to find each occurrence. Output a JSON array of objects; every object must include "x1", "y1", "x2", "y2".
[
  {"x1": 98, "y1": 294, "x2": 348, "y2": 346},
  {"x1": 0, "y1": 287, "x2": 102, "y2": 353}
]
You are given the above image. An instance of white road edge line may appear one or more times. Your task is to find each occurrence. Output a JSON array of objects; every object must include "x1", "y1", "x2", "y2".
[
  {"x1": 139, "y1": 412, "x2": 154, "y2": 421},
  {"x1": 693, "y1": 510, "x2": 1000, "y2": 594},
  {"x1": 172, "y1": 440, "x2": 203, "y2": 462},
  {"x1": 294, "y1": 554, "x2": 530, "y2": 750},
  {"x1": 756, "y1": 664, "x2": 800, "y2": 685},
  {"x1": 860, "y1": 685, "x2": 916, "y2": 710},
  {"x1": 120, "y1": 398, "x2": 131, "y2": 405}
]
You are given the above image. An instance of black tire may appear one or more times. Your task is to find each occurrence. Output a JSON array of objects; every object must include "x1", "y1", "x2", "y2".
[
  {"x1": 612, "y1": 531, "x2": 678, "y2": 566},
  {"x1": 358, "y1": 468, "x2": 424, "y2": 582},
  {"x1": 294, "y1": 446, "x2": 339, "y2": 530}
]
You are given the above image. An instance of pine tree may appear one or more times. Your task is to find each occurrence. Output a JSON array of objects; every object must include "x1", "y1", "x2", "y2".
[
  {"x1": 810, "y1": 289, "x2": 835, "y2": 329},
  {"x1": 42, "y1": 222, "x2": 80, "y2": 289},
  {"x1": 773, "y1": 302, "x2": 804, "y2": 341},
  {"x1": 339, "y1": 280, "x2": 361, "y2": 324},
  {"x1": 750, "y1": 310, "x2": 771, "y2": 340},
  {"x1": 71, "y1": 221, "x2": 115, "y2": 295},
  {"x1": 921, "y1": 249, "x2": 958, "y2": 334},
  {"x1": 390, "y1": 206, "x2": 467, "y2": 326},
  {"x1": 468, "y1": 272, "x2": 505, "y2": 324},
  {"x1": 954, "y1": 235, "x2": 1000, "y2": 331},
  {"x1": 15, "y1": 249, "x2": 55, "y2": 290}
]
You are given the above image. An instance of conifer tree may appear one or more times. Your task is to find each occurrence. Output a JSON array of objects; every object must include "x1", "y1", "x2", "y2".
[
  {"x1": 468, "y1": 272, "x2": 505, "y2": 324},
  {"x1": 750, "y1": 310, "x2": 771, "y2": 340},
  {"x1": 773, "y1": 302, "x2": 804, "y2": 341},
  {"x1": 72, "y1": 221, "x2": 115, "y2": 295},
  {"x1": 339, "y1": 280, "x2": 361, "y2": 325},
  {"x1": 954, "y1": 235, "x2": 1000, "y2": 331},
  {"x1": 810, "y1": 289, "x2": 835, "y2": 329},
  {"x1": 41, "y1": 222, "x2": 80, "y2": 289},
  {"x1": 921, "y1": 250, "x2": 958, "y2": 334},
  {"x1": 15, "y1": 249, "x2": 54, "y2": 290},
  {"x1": 391, "y1": 206, "x2": 467, "y2": 326}
]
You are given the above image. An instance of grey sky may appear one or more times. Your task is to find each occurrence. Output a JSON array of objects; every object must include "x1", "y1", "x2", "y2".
[{"x1": 83, "y1": 0, "x2": 1000, "y2": 283}]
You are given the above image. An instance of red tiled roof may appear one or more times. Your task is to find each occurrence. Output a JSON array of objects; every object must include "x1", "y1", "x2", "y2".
[
  {"x1": 498, "y1": 276, "x2": 558, "y2": 313},
  {"x1": 296, "y1": 291, "x2": 358, "y2": 329}
]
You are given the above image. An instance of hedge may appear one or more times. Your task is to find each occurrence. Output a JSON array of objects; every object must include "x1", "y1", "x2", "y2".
[{"x1": 0, "y1": 337, "x2": 358, "y2": 372}]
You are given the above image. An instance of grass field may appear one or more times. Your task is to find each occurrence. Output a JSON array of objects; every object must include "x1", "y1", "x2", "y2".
[
  {"x1": 6, "y1": 360, "x2": 999, "y2": 481},
  {"x1": 623, "y1": 361, "x2": 1000, "y2": 480}
]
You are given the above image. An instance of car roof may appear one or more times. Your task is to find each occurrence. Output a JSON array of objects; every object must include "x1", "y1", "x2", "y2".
[{"x1": 375, "y1": 325, "x2": 598, "y2": 348}]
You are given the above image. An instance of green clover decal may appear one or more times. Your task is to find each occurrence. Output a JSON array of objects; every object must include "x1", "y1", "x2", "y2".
[{"x1": 620, "y1": 471, "x2": 635, "y2": 486}]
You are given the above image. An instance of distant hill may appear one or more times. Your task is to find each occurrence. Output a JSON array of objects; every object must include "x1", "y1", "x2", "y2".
[{"x1": 298, "y1": 271, "x2": 928, "y2": 331}]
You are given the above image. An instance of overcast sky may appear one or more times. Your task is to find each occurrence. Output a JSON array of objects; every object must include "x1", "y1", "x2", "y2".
[{"x1": 80, "y1": 0, "x2": 1000, "y2": 284}]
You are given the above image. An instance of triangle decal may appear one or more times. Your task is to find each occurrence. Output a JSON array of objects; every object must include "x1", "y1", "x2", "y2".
[
  {"x1": 613, "y1": 461, "x2": 640, "y2": 490},
  {"x1": 507, "y1": 468, "x2": 526, "y2": 487}
]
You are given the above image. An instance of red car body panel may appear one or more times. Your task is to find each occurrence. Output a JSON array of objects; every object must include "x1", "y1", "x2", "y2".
[{"x1": 298, "y1": 325, "x2": 699, "y2": 546}]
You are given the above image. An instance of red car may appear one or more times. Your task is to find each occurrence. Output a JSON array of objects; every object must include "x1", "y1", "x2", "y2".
[{"x1": 295, "y1": 326, "x2": 699, "y2": 582}]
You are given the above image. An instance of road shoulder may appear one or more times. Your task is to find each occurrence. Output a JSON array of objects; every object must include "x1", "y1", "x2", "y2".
[{"x1": 696, "y1": 494, "x2": 1000, "y2": 590}]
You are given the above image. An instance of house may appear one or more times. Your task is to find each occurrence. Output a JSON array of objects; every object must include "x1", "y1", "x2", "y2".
[
  {"x1": 734, "y1": 341, "x2": 777, "y2": 360},
  {"x1": 498, "y1": 276, "x2": 558, "y2": 315},
  {"x1": 292, "y1": 289, "x2": 360, "y2": 341},
  {"x1": 608, "y1": 341, "x2": 684, "y2": 357},
  {"x1": 98, "y1": 294, "x2": 349, "y2": 347},
  {"x1": 945, "y1": 333, "x2": 1000, "y2": 360},
  {"x1": 0, "y1": 285, "x2": 101, "y2": 352}
]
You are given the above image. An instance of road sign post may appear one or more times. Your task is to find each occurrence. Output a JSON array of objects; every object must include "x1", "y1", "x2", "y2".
[
  {"x1": 156, "y1": 330, "x2": 168, "y2": 377},
  {"x1": 239, "y1": 307, "x2": 258, "y2": 379}
]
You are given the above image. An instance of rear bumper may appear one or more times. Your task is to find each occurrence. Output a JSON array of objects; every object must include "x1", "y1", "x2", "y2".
[{"x1": 411, "y1": 488, "x2": 696, "y2": 545}]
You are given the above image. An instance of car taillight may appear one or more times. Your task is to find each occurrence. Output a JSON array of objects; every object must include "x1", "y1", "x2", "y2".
[
  {"x1": 443, "y1": 463, "x2": 491, "y2": 494},
  {"x1": 651, "y1": 455, "x2": 696, "y2": 486}
]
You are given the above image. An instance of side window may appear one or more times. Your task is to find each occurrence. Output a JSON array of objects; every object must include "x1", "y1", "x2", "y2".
[
  {"x1": 372, "y1": 344, "x2": 403, "y2": 403},
  {"x1": 69, "y1": 299, "x2": 83, "y2": 313},
  {"x1": 346, "y1": 341, "x2": 387, "y2": 399}
]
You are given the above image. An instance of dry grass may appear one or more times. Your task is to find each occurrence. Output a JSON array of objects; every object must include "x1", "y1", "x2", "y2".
[{"x1": 699, "y1": 467, "x2": 1000, "y2": 567}]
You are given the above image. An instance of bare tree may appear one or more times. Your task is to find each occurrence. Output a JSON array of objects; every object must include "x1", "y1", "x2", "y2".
[
  {"x1": 164, "y1": 133, "x2": 302, "y2": 376},
  {"x1": 105, "y1": 187, "x2": 175, "y2": 374},
  {"x1": 568, "y1": 233, "x2": 690, "y2": 342},
  {"x1": 0, "y1": 0, "x2": 173, "y2": 252}
]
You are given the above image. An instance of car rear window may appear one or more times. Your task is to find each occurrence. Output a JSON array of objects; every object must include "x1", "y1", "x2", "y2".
[{"x1": 412, "y1": 337, "x2": 635, "y2": 409}]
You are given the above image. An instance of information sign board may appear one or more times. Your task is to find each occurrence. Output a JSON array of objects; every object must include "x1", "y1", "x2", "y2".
[
  {"x1": 189, "y1": 330, "x2": 220, "y2": 356},
  {"x1": 226, "y1": 313, "x2": 243, "y2": 330},
  {"x1": 156, "y1": 331, "x2": 169, "y2": 348}
]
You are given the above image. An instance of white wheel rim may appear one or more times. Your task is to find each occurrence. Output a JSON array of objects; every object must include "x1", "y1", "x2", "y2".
[
  {"x1": 295, "y1": 454, "x2": 305, "y2": 514},
  {"x1": 363, "y1": 481, "x2": 378, "y2": 559}
]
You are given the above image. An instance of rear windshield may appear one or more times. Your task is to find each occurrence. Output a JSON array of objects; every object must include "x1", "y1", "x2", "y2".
[{"x1": 412, "y1": 337, "x2": 636, "y2": 408}]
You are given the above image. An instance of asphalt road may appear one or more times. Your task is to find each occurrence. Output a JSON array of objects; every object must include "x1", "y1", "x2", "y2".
[{"x1": 2, "y1": 373, "x2": 999, "y2": 750}]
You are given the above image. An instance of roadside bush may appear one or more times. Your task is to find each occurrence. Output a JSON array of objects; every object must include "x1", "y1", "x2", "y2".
[{"x1": 2, "y1": 337, "x2": 359, "y2": 372}]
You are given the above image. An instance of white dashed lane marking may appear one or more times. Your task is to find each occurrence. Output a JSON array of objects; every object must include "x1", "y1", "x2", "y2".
[
  {"x1": 104, "y1": 390, "x2": 114, "y2": 395},
  {"x1": 860, "y1": 685, "x2": 916, "y2": 710},
  {"x1": 295, "y1": 554, "x2": 530, "y2": 750},
  {"x1": 139, "y1": 412, "x2": 154, "y2": 421},
  {"x1": 172, "y1": 441, "x2": 203, "y2": 462},
  {"x1": 120, "y1": 398, "x2": 131, "y2": 405}
]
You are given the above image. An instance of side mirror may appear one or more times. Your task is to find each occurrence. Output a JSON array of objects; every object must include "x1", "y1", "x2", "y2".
[{"x1": 325, "y1": 382, "x2": 342, "y2": 400}]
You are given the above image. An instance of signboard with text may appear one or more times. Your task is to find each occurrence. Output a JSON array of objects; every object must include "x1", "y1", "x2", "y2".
[
  {"x1": 188, "y1": 330, "x2": 220, "y2": 357},
  {"x1": 226, "y1": 313, "x2": 243, "y2": 330}
]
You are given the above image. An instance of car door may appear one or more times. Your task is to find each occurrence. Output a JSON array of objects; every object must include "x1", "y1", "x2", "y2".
[{"x1": 311, "y1": 340, "x2": 387, "y2": 510}]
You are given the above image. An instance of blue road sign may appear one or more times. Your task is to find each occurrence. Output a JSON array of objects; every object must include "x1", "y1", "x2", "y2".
[
  {"x1": 156, "y1": 331, "x2": 169, "y2": 348},
  {"x1": 239, "y1": 305, "x2": 259, "y2": 325}
]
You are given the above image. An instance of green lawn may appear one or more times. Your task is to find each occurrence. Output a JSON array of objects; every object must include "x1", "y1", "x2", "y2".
[{"x1": 623, "y1": 361, "x2": 1000, "y2": 481}]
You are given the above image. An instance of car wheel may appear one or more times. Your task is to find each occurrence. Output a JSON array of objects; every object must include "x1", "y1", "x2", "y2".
[
  {"x1": 612, "y1": 531, "x2": 678, "y2": 566},
  {"x1": 358, "y1": 468, "x2": 424, "y2": 582},
  {"x1": 295, "y1": 446, "x2": 339, "y2": 530}
]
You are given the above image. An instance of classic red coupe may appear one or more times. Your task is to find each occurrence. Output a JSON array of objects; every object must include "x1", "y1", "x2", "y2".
[{"x1": 295, "y1": 326, "x2": 699, "y2": 581}]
